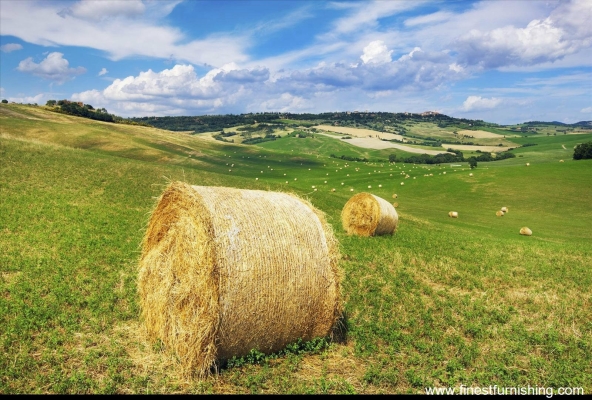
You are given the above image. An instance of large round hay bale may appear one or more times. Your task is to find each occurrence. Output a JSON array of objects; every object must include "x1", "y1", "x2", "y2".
[
  {"x1": 341, "y1": 192, "x2": 398, "y2": 236},
  {"x1": 449, "y1": 211, "x2": 458, "y2": 218},
  {"x1": 138, "y1": 181, "x2": 342, "y2": 376},
  {"x1": 501, "y1": 206, "x2": 508, "y2": 213},
  {"x1": 496, "y1": 210, "x2": 504, "y2": 217},
  {"x1": 520, "y1": 227, "x2": 532, "y2": 236}
]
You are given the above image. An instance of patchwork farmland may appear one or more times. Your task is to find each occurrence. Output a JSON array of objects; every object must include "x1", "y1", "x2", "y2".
[{"x1": 1, "y1": 103, "x2": 591, "y2": 394}]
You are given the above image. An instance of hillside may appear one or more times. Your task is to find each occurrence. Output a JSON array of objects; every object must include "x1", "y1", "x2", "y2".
[{"x1": 1, "y1": 103, "x2": 591, "y2": 394}]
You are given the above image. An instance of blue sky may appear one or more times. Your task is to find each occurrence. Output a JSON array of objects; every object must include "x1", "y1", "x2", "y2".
[{"x1": 1, "y1": 0, "x2": 591, "y2": 124}]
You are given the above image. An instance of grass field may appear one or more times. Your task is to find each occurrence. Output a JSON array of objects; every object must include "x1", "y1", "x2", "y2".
[{"x1": 1, "y1": 104, "x2": 591, "y2": 394}]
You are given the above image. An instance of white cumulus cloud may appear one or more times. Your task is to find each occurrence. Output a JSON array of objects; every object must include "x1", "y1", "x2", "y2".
[
  {"x1": 462, "y1": 96, "x2": 502, "y2": 111},
  {"x1": 0, "y1": 43, "x2": 23, "y2": 52},
  {"x1": 98, "y1": 68, "x2": 108, "y2": 76},
  {"x1": 16, "y1": 52, "x2": 86, "y2": 84},
  {"x1": 61, "y1": 0, "x2": 146, "y2": 21},
  {"x1": 360, "y1": 40, "x2": 392, "y2": 64},
  {"x1": 455, "y1": 0, "x2": 592, "y2": 68}
]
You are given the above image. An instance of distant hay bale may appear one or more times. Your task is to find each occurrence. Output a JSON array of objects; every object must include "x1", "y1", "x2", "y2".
[
  {"x1": 448, "y1": 211, "x2": 458, "y2": 218},
  {"x1": 393, "y1": 202, "x2": 399, "y2": 208},
  {"x1": 138, "y1": 182, "x2": 342, "y2": 377},
  {"x1": 469, "y1": 173, "x2": 473, "y2": 177},
  {"x1": 400, "y1": 182, "x2": 404, "y2": 186},
  {"x1": 559, "y1": 160, "x2": 564, "y2": 162},
  {"x1": 520, "y1": 227, "x2": 532, "y2": 236},
  {"x1": 501, "y1": 207, "x2": 508, "y2": 213},
  {"x1": 496, "y1": 210, "x2": 504, "y2": 217},
  {"x1": 526, "y1": 163, "x2": 530, "y2": 166},
  {"x1": 341, "y1": 192, "x2": 398, "y2": 236},
  {"x1": 392, "y1": 194, "x2": 398, "y2": 199}
]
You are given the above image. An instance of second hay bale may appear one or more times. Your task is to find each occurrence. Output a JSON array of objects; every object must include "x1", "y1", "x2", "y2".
[{"x1": 341, "y1": 192, "x2": 398, "y2": 236}]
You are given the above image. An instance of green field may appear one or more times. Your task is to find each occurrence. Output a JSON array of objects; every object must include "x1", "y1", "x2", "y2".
[{"x1": 1, "y1": 104, "x2": 591, "y2": 394}]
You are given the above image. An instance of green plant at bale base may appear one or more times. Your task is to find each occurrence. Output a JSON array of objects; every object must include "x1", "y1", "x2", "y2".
[{"x1": 225, "y1": 337, "x2": 330, "y2": 369}]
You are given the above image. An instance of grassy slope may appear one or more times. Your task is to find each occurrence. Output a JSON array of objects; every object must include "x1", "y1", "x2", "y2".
[{"x1": 1, "y1": 104, "x2": 591, "y2": 394}]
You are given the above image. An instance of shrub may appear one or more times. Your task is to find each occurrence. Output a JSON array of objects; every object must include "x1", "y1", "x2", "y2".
[{"x1": 573, "y1": 141, "x2": 592, "y2": 160}]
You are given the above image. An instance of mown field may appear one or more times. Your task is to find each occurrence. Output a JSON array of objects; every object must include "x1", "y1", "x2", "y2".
[{"x1": 1, "y1": 104, "x2": 591, "y2": 394}]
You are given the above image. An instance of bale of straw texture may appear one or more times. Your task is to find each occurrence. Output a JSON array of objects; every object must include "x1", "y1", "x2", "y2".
[
  {"x1": 341, "y1": 192, "x2": 398, "y2": 236},
  {"x1": 501, "y1": 207, "x2": 508, "y2": 213},
  {"x1": 449, "y1": 211, "x2": 458, "y2": 218},
  {"x1": 520, "y1": 227, "x2": 533, "y2": 236},
  {"x1": 138, "y1": 181, "x2": 342, "y2": 377},
  {"x1": 496, "y1": 210, "x2": 504, "y2": 217}
]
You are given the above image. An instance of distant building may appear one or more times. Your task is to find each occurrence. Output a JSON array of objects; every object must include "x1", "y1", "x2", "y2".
[{"x1": 420, "y1": 111, "x2": 440, "y2": 116}]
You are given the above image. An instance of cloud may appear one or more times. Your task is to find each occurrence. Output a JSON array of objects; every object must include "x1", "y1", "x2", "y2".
[
  {"x1": 331, "y1": 1, "x2": 426, "y2": 35},
  {"x1": 581, "y1": 106, "x2": 592, "y2": 113},
  {"x1": 0, "y1": 1, "x2": 248, "y2": 67},
  {"x1": 462, "y1": 96, "x2": 502, "y2": 111},
  {"x1": 454, "y1": 0, "x2": 592, "y2": 68},
  {"x1": 0, "y1": 43, "x2": 23, "y2": 52},
  {"x1": 360, "y1": 40, "x2": 392, "y2": 64},
  {"x1": 6, "y1": 93, "x2": 44, "y2": 104},
  {"x1": 404, "y1": 11, "x2": 453, "y2": 27},
  {"x1": 61, "y1": 0, "x2": 146, "y2": 21},
  {"x1": 98, "y1": 68, "x2": 108, "y2": 76},
  {"x1": 16, "y1": 52, "x2": 86, "y2": 84},
  {"x1": 258, "y1": 93, "x2": 308, "y2": 112},
  {"x1": 72, "y1": 63, "x2": 272, "y2": 114}
]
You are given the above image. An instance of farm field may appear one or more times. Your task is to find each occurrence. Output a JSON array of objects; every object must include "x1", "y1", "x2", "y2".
[
  {"x1": 314, "y1": 132, "x2": 450, "y2": 155},
  {"x1": 313, "y1": 125, "x2": 406, "y2": 141},
  {"x1": 1, "y1": 104, "x2": 591, "y2": 394}
]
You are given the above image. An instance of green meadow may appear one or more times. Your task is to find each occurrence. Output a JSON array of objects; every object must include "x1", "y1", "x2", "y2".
[{"x1": 1, "y1": 104, "x2": 591, "y2": 394}]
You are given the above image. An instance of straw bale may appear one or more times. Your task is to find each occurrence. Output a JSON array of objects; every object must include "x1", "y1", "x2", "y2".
[
  {"x1": 392, "y1": 194, "x2": 398, "y2": 199},
  {"x1": 496, "y1": 210, "x2": 504, "y2": 217},
  {"x1": 448, "y1": 211, "x2": 458, "y2": 218},
  {"x1": 138, "y1": 181, "x2": 342, "y2": 377},
  {"x1": 520, "y1": 227, "x2": 532, "y2": 236},
  {"x1": 501, "y1": 207, "x2": 508, "y2": 213},
  {"x1": 341, "y1": 192, "x2": 398, "y2": 236}
]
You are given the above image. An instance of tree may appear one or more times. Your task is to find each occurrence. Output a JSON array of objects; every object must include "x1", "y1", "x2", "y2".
[
  {"x1": 1, "y1": 99, "x2": 8, "y2": 104},
  {"x1": 573, "y1": 141, "x2": 592, "y2": 160},
  {"x1": 46, "y1": 100, "x2": 56, "y2": 106},
  {"x1": 468, "y1": 157, "x2": 478, "y2": 169}
]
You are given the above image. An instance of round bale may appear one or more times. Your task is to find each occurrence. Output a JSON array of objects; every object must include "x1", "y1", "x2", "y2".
[
  {"x1": 501, "y1": 207, "x2": 508, "y2": 213},
  {"x1": 341, "y1": 192, "x2": 398, "y2": 236},
  {"x1": 496, "y1": 210, "x2": 504, "y2": 217},
  {"x1": 449, "y1": 211, "x2": 458, "y2": 218},
  {"x1": 138, "y1": 181, "x2": 342, "y2": 376},
  {"x1": 520, "y1": 227, "x2": 533, "y2": 236}
]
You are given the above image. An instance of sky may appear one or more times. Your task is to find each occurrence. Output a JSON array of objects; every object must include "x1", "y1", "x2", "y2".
[{"x1": 1, "y1": 0, "x2": 591, "y2": 125}]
